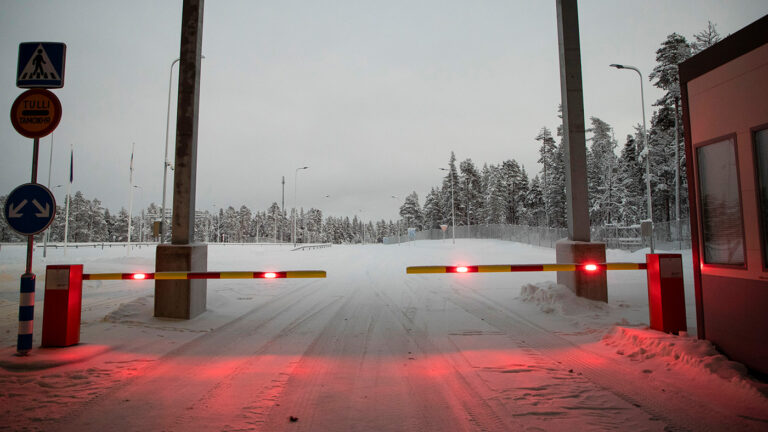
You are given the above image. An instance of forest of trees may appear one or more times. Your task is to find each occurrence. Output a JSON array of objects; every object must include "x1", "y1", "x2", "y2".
[{"x1": 1, "y1": 23, "x2": 722, "y2": 245}]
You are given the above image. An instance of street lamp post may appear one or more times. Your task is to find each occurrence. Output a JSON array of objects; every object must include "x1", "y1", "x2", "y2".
[
  {"x1": 439, "y1": 167, "x2": 455, "y2": 244},
  {"x1": 160, "y1": 58, "x2": 180, "y2": 244},
  {"x1": 610, "y1": 63, "x2": 654, "y2": 252},
  {"x1": 211, "y1": 204, "x2": 219, "y2": 243},
  {"x1": 161, "y1": 55, "x2": 204, "y2": 244},
  {"x1": 127, "y1": 143, "x2": 136, "y2": 255},
  {"x1": 293, "y1": 166, "x2": 309, "y2": 246},
  {"x1": 281, "y1": 176, "x2": 285, "y2": 242},
  {"x1": 464, "y1": 177, "x2": 471, "y2": 239},
  {"x1": 132, "y1": 185, "x2": 143, "y2": 243}
]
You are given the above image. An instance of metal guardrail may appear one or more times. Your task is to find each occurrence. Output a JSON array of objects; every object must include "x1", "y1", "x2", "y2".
[{"x1": 291, "y1": 243, "x2": 332, "y2": 251}]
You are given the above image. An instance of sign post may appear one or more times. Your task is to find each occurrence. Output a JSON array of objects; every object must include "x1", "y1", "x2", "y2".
[{"x1": 6, "y1": 41, "x2": 65, "y2": 354}]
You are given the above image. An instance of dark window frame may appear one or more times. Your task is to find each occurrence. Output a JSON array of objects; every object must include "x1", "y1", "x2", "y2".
[
  {"x1": 694, "y1": 133, "x2": 747, "y2": 269},
  {"x1": 752, "y1": 123, "x2": 768, "y2": 272}
]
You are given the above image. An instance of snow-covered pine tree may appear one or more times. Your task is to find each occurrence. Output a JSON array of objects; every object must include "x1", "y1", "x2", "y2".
[
  {"x1": 458, "y1": 159, "x2": 483, "y2": 226},
  {"x1": 307, "y1": 208, "x2": 323, "y2": 242},
  {"x1": 536, "y1": 126, "x2": 563, "y2": 227},
  {"x1": 88, "y1": 198, "x2": 108, "y2": 241},
  {"x1": 616, "y1": 134, "x2": 644, "y2": 225},
  {"x1": 500, "y1": 160, "x2": 522, "y2": 224},
  {"x1": 220, "y1": 206, "x2": 237, "y2": 242},
  {"x1": 399, "y1": 191, "x2": 423, "y2": 230},
  {"x1": 586, "y1": 117, "x2": 619, "y2": 225},
  {"x1": 691, "y1": 21, "x2": 722, "y2": 55},
  {"x1": 649, "y1": 109, "x2": 680, "y2": 223},
  {"x1": 440, "y1": 152, "x2": 460, "y2": 227},
  {"x1": 649, "y1": 33, "x2": 693, "y2": 224},
  {"x1": 113, "y1": 208, "x2": 129, "y2": 242},
  {"x1": 68, "y1": 191, "x2": 91, "y2": 242},
  {"x1": 649, "y1": 33, "x2": 691, "y2": 108},
  {"x1": 0, "y1": 195, "x2": 18, "y2": 241},
  {"x1": 237, "y1": 205, "x2": 252, "y2": 242},
  {"x1": 526, "y1": 175, "x2": 545, "y2": 226},
  {"x1": 516, "y1": 166, "x2": 531, "y2": 225},
  {"x1": 484, "y1": 164, "x2": 507, "y2": 224},
  {"x1": 423, "y1": 187, "x2": 443, "y2": 230},
  {"x1": 549, "y1": 143, "x2": 568, "y2": 228}
]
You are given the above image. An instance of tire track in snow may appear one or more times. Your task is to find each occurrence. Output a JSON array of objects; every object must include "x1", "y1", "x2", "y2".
[
  {"x1": 367, "y1": 264, "x2": 514, "y2": 432},
  {"x1": 169, "y1": 289, "x2": 347, "y2": 431},
  {"x1": 440, "y1": 277, "x2": 759, "y2": 432},
  {"x1": 52, "y1": 279, "x2": 342, "y2": 432}
]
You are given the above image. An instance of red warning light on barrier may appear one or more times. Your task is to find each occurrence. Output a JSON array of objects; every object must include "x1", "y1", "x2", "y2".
[
  {"x1": 584, "y1": 264, "x2": 598, "y2": 272},
  {"x1": 132, "y1": 273, "x2": 147, "y2": 280},
  {"x1": 446, "y1": 266, "x2": 478, "y2": 273},
  {"x1": 264, "y1": 272, "x2": 277, "y2": 279}
]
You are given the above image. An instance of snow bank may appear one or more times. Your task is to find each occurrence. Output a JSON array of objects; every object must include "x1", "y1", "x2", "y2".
[
  {"x1": 519, "y1": 281, "x2": 608, "y2": 316},
  {"x1": 602, "y1": 326, "x2": 763, "y2": 392}
]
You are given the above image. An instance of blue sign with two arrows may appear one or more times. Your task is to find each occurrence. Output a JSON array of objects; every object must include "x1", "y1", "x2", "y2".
[{"x1": 4, "y1": 183, "x2": 56, "y2": 235}]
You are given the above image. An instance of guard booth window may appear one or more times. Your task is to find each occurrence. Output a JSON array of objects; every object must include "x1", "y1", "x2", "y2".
[
  {"x1": 697, "y1": 137, "x2": 745, "y2": 265},
  {"x1": 756, "y1": 128, "x2": 768, "y2": 268}
]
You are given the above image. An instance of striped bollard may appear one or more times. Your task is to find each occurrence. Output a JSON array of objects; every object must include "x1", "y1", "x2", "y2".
[{"x1": 17, "y1": 273, "x2": 35, "y2": 354}]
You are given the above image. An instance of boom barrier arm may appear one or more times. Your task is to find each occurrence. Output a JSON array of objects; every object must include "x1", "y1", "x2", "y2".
[
  {"x1": 406, "y1": 263, "x2": 647, "y2": 274},
  {"x1": 83, "y1": 270, "x2": 326, "y2": 281}
]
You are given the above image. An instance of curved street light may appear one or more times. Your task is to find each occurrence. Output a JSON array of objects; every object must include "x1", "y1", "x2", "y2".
[
  {"x1": 610, "y1": 63, "x2": 654, "y2": 252},
  {"x1": 161, "y1": 55, "x2": 205, "y2": 244}
]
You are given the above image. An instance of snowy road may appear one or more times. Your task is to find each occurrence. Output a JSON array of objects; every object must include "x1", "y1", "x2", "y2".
[{"x1": 1, "y1": 241, "x2": 766, "y2": 431}]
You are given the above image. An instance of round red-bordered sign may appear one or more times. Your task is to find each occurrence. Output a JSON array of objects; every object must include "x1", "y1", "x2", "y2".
[{"x1": 10, "y1": 89, "x2": 62, "y2": 138}]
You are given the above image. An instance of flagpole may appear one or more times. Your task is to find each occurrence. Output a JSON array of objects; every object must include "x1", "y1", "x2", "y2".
[
  {"x1": 127, "y1": 143, "x2": 134, "y2": 255},
  {"x1": 43, "y1": 133, "x2": 54, "y2": 258},
  {"x1": 63, "y1": 143, "x2": 72, "y2": 256}
]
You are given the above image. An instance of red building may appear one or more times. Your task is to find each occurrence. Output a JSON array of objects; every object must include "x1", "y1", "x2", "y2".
[{"x1": 680, "y1": 14, "x2": 768, "y2": 375}]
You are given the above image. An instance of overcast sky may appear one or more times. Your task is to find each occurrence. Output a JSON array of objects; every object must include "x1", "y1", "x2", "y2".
[{"x1": 2, "y1": 1, "x2": 766, "y2": 222}]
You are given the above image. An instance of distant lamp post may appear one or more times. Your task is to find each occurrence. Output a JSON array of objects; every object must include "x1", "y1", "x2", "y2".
[
  {"x1": 211, "y1": 204, "x2": 219, "y2": 243},
  {"x1": 161, "y1": 55, "x2": 204, "y2": 244},
  {"x1": 610, "y1": 63, "x2": 654, "y2": 252},
  {"x1": 293, "y1": 166, "x2": 309, "y2": 246},
  {"x1": 439, "y1": 167, "x2": 455, "y2": 244},
  {"x1": 464, "y1": 177, "x2": 472, "y2": 239},
  {"x1": 133, "y1": 185, "x2": 143, "y2": 242}
]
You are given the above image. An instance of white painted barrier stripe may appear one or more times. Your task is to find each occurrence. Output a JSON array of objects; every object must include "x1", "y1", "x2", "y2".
[
  {"x1": 20, "y1": 292, "x2": 35, "y2": 306},
  {"x1": 18, "y1": 320, "x2": 34, "y2": 335}
]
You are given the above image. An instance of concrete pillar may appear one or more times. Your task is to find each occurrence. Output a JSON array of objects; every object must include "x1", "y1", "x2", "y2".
[
  {"x1": 155, "y1": 0, "x2": 207, "y2": 319},
  {"x1": 556, "y1": 0, "x2": 590, "y2": 242},
  {"x1": 555, "y1": 0, "x2": 606, "y2": 300},
  {"x1": 556, "y1": 240, "x2": 607, "y2": 302}
]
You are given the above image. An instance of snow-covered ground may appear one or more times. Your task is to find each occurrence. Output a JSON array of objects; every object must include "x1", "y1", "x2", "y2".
[{"x1": 0, "y1": 240, "x2": 766, "y2": 431}]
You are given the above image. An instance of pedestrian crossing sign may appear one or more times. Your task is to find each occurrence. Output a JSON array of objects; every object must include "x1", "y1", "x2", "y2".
[{"x1": 17, "y1": 42, "x2": 66, "y2": 88}]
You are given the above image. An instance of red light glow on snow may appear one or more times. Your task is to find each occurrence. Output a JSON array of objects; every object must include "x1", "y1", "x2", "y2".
[{"x1": 132, "y1": 273, "x2": 147, "y2": 280}]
